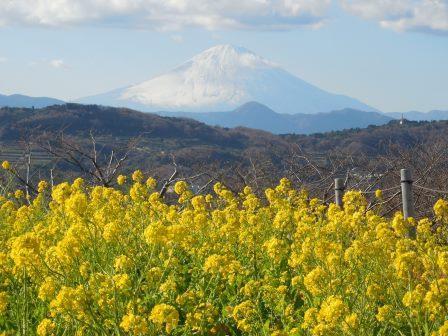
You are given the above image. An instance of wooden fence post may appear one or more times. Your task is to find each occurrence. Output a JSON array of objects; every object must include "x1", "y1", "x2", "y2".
[
  {"x1": 334, "y1": 178, "x2": 345, "y2": 207},
  {"x1": 401, "y1": 169, "x2": 416, "y2": 238}
]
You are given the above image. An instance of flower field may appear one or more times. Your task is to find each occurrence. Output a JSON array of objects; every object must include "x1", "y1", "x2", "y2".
[{"x1": 1, "y1": 169, "x2": 448, "y2": 335}]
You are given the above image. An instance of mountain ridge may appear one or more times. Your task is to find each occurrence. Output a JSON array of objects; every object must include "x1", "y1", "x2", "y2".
[
  {"x1": 0, "y1": 93, "x2": 64, "y2": 108},
  {"x1": 1, "y1": 104, "x2": 447, "y2": 164},
  {"x1": 387, "y1": 110, "x2": 448, "y2": 121},
  {"x1": 160, "y1": 101, "x2": 392, "y2": 134}
]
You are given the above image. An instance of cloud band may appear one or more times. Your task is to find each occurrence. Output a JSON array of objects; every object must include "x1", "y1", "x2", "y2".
[
  {"x1": 341, "y1": 0, "x2": 448, "y2": 34},
  {"x1": 0, "y1": 0, "x2": 331, "y2": 30},
  {"x1": 0, "y1": 0, "x2": 446, "y2": 34}
]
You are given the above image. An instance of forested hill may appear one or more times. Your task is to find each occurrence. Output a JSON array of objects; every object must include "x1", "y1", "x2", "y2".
[
  {"x1": 1, "y1": 104, "x2": 447, "y2": 160},
  {"x1": 0, "y1": 103, "x2": 286, "y2": 148},
  {"x1": 0, "y1": 104, "x2": 292, "y2": 170},
  {"x1": 283, "y1": 119, "x2": 448, "y2": 155}
]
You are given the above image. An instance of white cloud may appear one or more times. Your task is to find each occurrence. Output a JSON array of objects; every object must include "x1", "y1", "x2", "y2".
[
  {"x1": 49, "y1": 59, "x2": 67, "y2": 69},
  {"x1": 170, "y1": 34, "x2": 183, "y2": 43},
  {"x1": 0, "y1": 57, "x2": 7, "y2": 63},
  {"x1": 0, "y1": 0, "x2": 331, "y2": 30},
  {"x1": 26, "y1": 59, "x2": 69, "y2": 69},
  {"x1": 341, "y1": 0, "x2": 448, "y2": 33},
  {"x1": 1, "y1": 0, "x2": 445, "y2": 34}
]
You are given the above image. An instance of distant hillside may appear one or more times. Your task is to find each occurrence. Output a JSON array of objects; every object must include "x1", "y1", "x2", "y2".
[
  {"x1": 0, "y1": 104, "x2": 292, "y2": 169},
  {"x1": 0, "y1": 104, "x2": 277, "y2": 145},
  {"x1": 387, "y1": 110, "x2": 448, "y2": 121},
  {"x1": 283, "y1": 119, "x2": 448, "y2": 155},
  {"x1": 0, "y1": 93, "x2": 64, "y2": 108},
  {"x1": 162, "y1": 102, "x2": 392, "y2": 134},
  {"x1": 1, "y1": 104, "x2": 447, "y2": 162}
]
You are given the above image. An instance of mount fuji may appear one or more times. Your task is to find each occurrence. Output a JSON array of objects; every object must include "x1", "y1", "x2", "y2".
[{"x1": 79, "y1": 45, "x2": 377, "y2": 114}]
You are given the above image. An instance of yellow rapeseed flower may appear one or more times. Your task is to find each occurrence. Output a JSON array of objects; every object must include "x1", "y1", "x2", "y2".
[
  {"x1": 36, "y1": 318, "x2": 56, "y2": 336},
  {"x1": 132, "y1": 170, "x2": 144, "y2": 182},
  {"x1": 146, "y1": 177, "x2": 157, "y2": 189},
  {"x1": 14, "y1": 189, "x2": 24, "y2": 199},
  {"x1": 376, "y1": 305, "x2": 393, "y2": 322},
  {"x1": 174, "y1": 181, "x2": 188, "y2": 195},
  {"x1": 149, "y1": 304, "x2": 179, "y2": 334},
  {"x1": 1, "y1": 160, "x2": 11, "y2": 170},
  {"x1": 0, "y1": 175, "x2": 448, "y2": 334},
  {"x1": 38, "y1": 180, "x2": 49, "y2": 193},
  {"x1": 375, "y1": 189, "x2": 383, "y2": 199},
  {"x1": 120, "y1": 313, "x2": 148, "y2": 334},
  {"x1": 117, "y1": 175, "x2": 127, "y2": 185}
]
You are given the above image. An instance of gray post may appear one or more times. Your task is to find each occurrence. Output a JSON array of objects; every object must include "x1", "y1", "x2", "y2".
[
  {"x1": 334, "y1": 178, "x2": 345, "y2": 207},
  {"x1": 401, "y1": 169, "x2": 416, "y2": 238},
  {"x1": 401, "y1": 169, "x2": 415, "y2": 219}
]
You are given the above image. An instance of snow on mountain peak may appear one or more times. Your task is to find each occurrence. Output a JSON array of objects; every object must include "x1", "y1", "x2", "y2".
[
  {"x1": 190, "y1": 44, "x2": 278, "y2": 69},
  {"x1": 119, "y1": 44, "x2": 281, "y2": 111},
  {"x1": 80, "y1": 45, "x2": 377, "y2": 114}
]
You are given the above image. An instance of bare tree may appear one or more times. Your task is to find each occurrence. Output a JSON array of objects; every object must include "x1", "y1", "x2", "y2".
[{"x1": 38, "y1": 132, "x2": 139, "y2": 187}]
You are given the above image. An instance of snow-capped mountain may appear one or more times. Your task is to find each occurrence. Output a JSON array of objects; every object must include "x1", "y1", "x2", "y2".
[{"x1": 79, "y1": 45, "x2": 377, "y2": 114}]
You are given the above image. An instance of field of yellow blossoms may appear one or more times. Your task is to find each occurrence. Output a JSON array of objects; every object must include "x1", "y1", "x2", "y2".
[{"x1": 1, "y1": 165, "x2": 448, "y2": 335}]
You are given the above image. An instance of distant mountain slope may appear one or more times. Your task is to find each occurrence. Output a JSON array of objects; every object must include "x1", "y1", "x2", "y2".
[
  {"x1": 0, "y1": 93, "x2": 64, "y2": 108},
  {"x1": 283, "y1": 119, "x2": 448, "y2": 155},
  {"x1": 162, "y1": 102, "x2": 392, "y2": 134},
  {"x1": 0, "y1": 103, "x2": 289, "y2": 151},
  {"x1": 0, "y1": 103, "x2": 293, "y2": 170},
  {"x1": 1, "y1": 104, "x2": 448, "y2": 167},
  {"x1": 79, "y1": 45, "x2": 377, "y2": 114},
  {"x1": 387, "y1": 110, "x2": 448, "y2": 121}
]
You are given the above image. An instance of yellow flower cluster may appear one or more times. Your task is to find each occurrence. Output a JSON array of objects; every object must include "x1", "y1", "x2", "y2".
[
  {"x1": 1, "y1": 160, "x2": 11, "y2": 170},
  {"x1": 1, "y1": 173, "x2": 448, "y2": 335}
]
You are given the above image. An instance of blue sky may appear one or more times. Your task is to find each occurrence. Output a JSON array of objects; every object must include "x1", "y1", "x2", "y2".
[{"x1": 0, "y1": 0, "x2": 447, "y2": 112}]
